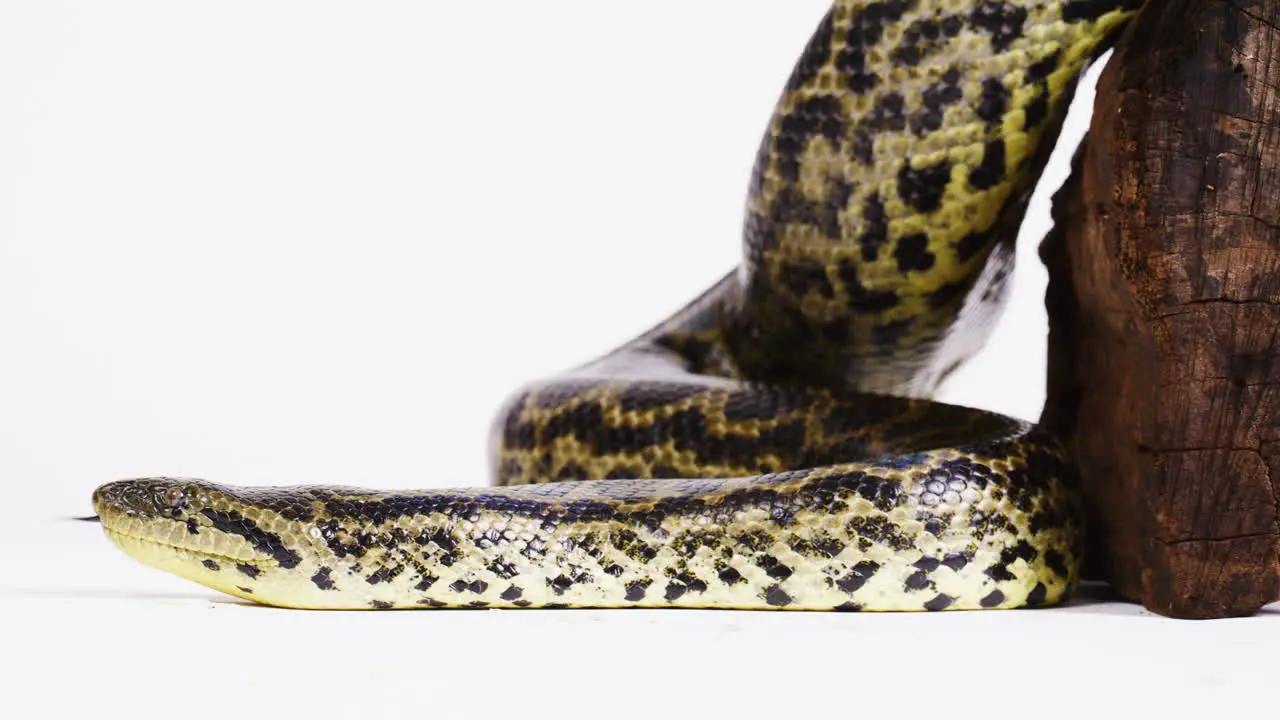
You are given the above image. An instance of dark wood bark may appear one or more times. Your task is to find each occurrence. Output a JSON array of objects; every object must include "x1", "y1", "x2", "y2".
[{"x1": 1041, "y1": 0, "x2": 1280, "y2": 618}]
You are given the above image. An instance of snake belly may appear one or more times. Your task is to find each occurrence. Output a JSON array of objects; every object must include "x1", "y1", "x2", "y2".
[{"x1": 92, "y1": 0, "x2": 1143, "y2": 611}]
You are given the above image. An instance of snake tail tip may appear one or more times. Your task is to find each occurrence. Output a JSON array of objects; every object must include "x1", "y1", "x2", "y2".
[{"x1": 72, "y1": 515, "x2": 101, "y2": 523}]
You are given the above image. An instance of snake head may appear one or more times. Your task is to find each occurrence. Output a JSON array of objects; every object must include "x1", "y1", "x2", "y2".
[
  {"x1": 93, "y1": 477, "x2": 205, "y2": 524},
  {"x1": 92, "y1": 478, "x2": 236, "y2": 543},
  {"x1": 92, "y1": 478, "x2": 309, "y2": 603}
]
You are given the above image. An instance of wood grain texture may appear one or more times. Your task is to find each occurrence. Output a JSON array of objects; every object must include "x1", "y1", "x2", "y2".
[{"x1": 1042, "y1": 0, "x2": 1280, "y2": 618}]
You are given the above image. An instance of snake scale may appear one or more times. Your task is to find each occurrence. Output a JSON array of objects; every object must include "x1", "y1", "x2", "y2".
[{"x1": 91, "y1": 0, "x2": 1145, "y2": 611}]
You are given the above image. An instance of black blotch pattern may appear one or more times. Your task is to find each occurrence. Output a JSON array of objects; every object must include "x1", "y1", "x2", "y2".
[
  {"x1": 664, "y1": 582, "x2": 687, "y2": 602},
  {"x1": 898, "y1": 160, "x2": 953, "y2": 213},
  {"x1": 776, "y1": 95, "x2": 846, "y2": 182},
  {"x1": 970, "y1": 1, "x2": 1028, "y2": 52},
  {"x1": 201, "y1": 559, "x2": 220, "y2": 572},
  {"x1": 894, "y1": 233, "x2": 936, "y2": 273},
  {"x1": 625, "y1": 580, "x2": 651, "y2": 602},
  {"x1": 1026, "y1": 582, "x2": 1049, "y2": 607},
  {"x1": 849, "y1": 516, "x2": 917, "y2": 551},
  {"x1": 985, "y1": 540, "x2": 1040, "y2": 582},
  {"x1": 761, "y1": 555, "x2": 794, "y2": 581},
  {"x1": 857, "y1": 192, "x2": 890, "y2": 262},
  {"x1": 789, "y1": 535, "x2": 847, "y2": 559},
  {"x1": 865, "y1": 92, "x2": 906, "y2": 132},
  {"x1": 366, "y1": 565, "x2": 403, "y2": 585},
  {"x1": 912, "y1": 68, "x2": 965, "y2": 135},
  {"x1": 968, "y1": 138, "x2": 1007, "y2": 190},
  {"x1": 914, "y1": 557, "x2": 941, "y2": 572},
  {"x1": 718, "y1": 567, "x2": 745, "y2": 585},
  {"x1": 981, "y1": 590, "x2": 1007, "y2": 608},
  {"x1": 836, "y1": 560, "x2": 881, "y2": 593},
  {"x1": 236, "y1": 563, "x2": 260, "y2": 579},
  {"x1": 200, "y1": 507, "x2": 302, "y2": 569},
  {"x1": 311, "y1": 567, "x2": 336, "y2": 591},
  {"x1": 977, "y1": 77, "x2": 1010, "y2": 124},
  {"x1": 451, "y1": 579, "x2": 489, "y2": 595},
  {"x1": 764, "y1": 584, "x2": 793, "y2": 607},
  {"x1": 670, "y1": 568, "x2": 711, "y2": 597},
  {"x1": 837, "y1": 0, "x2": 917, "y2": 94},
  {"x1": 905, "y1": 571, "x2": 932, "y2": 591},
  {"x1": 1021, "y1": 50, "x2": 1066, "y2": 132},
  {"x1": 853, "y1": 473, "x2": 905, "y2": 512},
  {"x1": 370, "y1": 600, "x2": 393, "y2": 609},
  {"x1": 893, "y1": 15, "x2": 965, "y2": 66},
  {"x1": 1045, "y1": 549, "x2": 1071, "y2": 578},
  {"x1": 1027, "y1": 510, "x2": 1058, "y2": 534},
  {"x1": 1026, "y1": 49, "x2": 1062, "y2": 85},
  {"x1": 1022, "y1": 87, "x2": 1049, "y2": 131},
  {"x1": 925, "y1": 594, "x2": 955, "y2": 611},
  {"x1": 486, "y1": 558, "x2": 523, "y2": 580}
]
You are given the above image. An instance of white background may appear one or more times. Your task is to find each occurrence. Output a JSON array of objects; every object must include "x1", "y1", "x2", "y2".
[{"x1": 2, "y1": 2, "x2": 1275, "y2": 718}]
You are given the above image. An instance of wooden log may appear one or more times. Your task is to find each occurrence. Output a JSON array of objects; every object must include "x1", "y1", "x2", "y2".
[{"x1": 1041, "y1": 0, "x2": 1280, "y2": 618}]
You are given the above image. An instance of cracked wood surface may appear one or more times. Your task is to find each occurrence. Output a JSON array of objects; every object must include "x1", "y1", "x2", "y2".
[{"x1": 1041, "y1": 0, "x2": 1280, "y2": 618}]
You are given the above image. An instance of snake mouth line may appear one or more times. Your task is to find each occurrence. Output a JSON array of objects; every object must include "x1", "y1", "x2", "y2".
[{"x1": 102, "y1": 526, "x2": 272, "y2": 570}]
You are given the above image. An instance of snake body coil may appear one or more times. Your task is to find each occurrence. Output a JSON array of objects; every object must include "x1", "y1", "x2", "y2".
[{"x1": 94, "y1": 0, "x2": 1143, "y2": 611}]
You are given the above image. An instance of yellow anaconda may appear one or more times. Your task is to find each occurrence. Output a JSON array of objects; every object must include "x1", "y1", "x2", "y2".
[{"x1": 91, "y1": 0, "x2": 1145, "y2": 611}]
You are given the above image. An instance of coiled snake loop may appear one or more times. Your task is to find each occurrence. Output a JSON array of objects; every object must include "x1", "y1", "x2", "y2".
[{"x1": 92, "y1": 0, "x2": 1144, "y2": 611}]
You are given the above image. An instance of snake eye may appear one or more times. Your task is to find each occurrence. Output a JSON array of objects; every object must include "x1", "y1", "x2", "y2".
[{"x1": 163, "y1": 486, "x2": 187, "y2": 509}]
